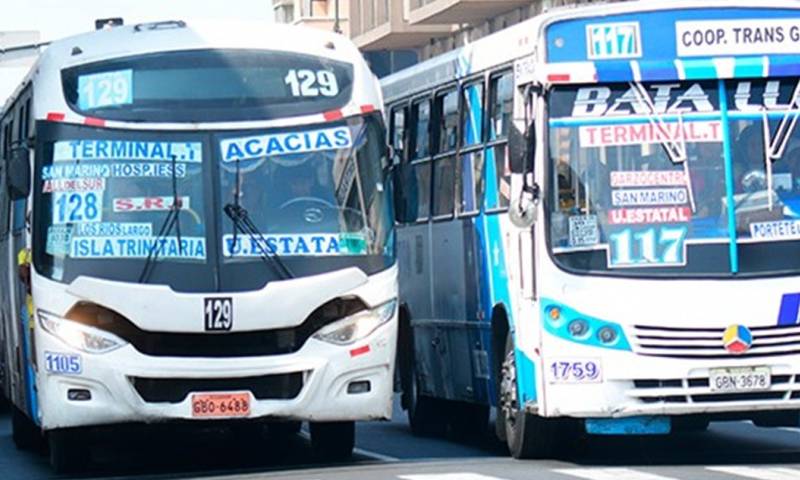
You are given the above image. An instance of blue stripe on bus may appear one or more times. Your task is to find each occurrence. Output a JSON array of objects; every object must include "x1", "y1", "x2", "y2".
[
  {"x1": 595, "y1": 61, "x2": 633, "y2": 82},
  {"x1": 19, "y1": 306, "x2": 39, "y2": 425},
  {"x1": 769, "y1": 56, "x2": 800, "y2": 78},
  {"x1": 681, "y1": 59, "x2": 718, "y2": 80},
  {"x1": 778, "y1": 293, "x2": 800, "y2": 326},
  {"x1": 639, "y1": 61, "x2": 678, "y2": 82},
  {"x1": 733, "y1": 57, "x2": 764, "y2": 78},
  {"x1": 718, "y1": 79, "x2": 739, "y2": 274}
]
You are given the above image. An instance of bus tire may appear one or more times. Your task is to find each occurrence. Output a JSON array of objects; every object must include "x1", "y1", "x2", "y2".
[
  {"x1": 500, "y1": 333, "x2": 551, "y2": 459},
  {"x1": 406, "y1": 357, "x2": 447, "y2": 436},
  {"x1": 48, "y1": 428, "x2": 91, "y2": 474},
  {"x1": 310, "y1": 421, "x2": 354, "y2": 461},
  {"x1": 11, "y1": 406, "x2": 42, "y2": 451}
]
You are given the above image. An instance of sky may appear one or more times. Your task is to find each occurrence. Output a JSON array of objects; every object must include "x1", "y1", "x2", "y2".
[{"x1": 0, "y1": 0, "x2": 274, "y2": 103}]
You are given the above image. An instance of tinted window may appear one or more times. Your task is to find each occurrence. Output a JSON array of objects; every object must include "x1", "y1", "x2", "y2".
[
  {"x1": 432, "y1": 157, "x2": 456, "y2": 217},
  {"x1": 490, "y1": 73, "x2": 513, "y2": 140},
  {"x1": 411, "y1": 99, "x2": 431, "y2": 160},
  {"x1": 414, "y1": 162, "x2": 431, "y2": 221},
  {"x1": 462, "y1": 82, "x2": 484, "y2": 146},
  {"x1": 437, "y1": 90, "x2": 458, "y2": 153},
  {"x1": 391, "y1": 106, "x2": 406, "y2": 151}
]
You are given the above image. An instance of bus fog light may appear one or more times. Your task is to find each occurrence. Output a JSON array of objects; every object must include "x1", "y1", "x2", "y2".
[
  {"x1": 37, "y1": 310, "x2": 127, "y2": 354},
  {"x1": 545, "y1": 306, "x2": 562, "y2": 324},
  {"x1": 567, "y1": 319, "x2": 590, "y2": 338},
  {"x1": 597, "y1": 326, "x2": 618, "y2": 344},
  {"x1": 67, "y1": 389, "x2": 92, "y2": 401},
  {"x1": 313, "y1": 299, "x2": 396, "y2": 346},
  {"x1": 347, "y1": 380, "x2": 371, "y2": 394}
]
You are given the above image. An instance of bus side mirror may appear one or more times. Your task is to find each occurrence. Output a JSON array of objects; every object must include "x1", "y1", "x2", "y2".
[{"x1": 7, "y1": 146, "x2": 31, "y2": 201}]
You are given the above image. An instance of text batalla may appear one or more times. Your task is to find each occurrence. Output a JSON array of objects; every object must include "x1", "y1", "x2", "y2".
[
  {"x1": 54, "y1": 140, "x2": 202, "y2": 163},
  {"x1": 221, "y1": 127, "x2": 352, "y2": 163},
  {"x1": 70, "y1": 237, "x2": 206, "y2": 259}
]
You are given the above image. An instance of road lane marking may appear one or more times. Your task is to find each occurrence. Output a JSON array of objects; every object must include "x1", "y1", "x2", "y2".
[
  {"x1": 353, "y1": 447, "x2": 400, "y2": 462},
  {"x1": 399, "y1": 474, "x2": 507, "y2": 480},
  {"x1": 707, "y1": 466, "x2": 800, "y2": 480},
  {"x1": 554, "y1": 468, "x2": 679, "y2": 480}
]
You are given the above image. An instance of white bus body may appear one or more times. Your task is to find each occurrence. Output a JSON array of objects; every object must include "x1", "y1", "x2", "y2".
[
  {"x1": 384, "y1": 0, "x2": 800, "y2": 458},
  {"x1": 0, "y1": 20, "x2": 396, "y2": 471}
]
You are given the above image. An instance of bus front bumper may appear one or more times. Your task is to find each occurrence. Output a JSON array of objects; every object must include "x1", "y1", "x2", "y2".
[{"x1": 35, "y1": 320, "x2": 396, "y2": 430}]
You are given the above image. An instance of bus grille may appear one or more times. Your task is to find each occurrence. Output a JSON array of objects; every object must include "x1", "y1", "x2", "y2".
[
  {"x1": 130, "y1": 372, "x2": 305, "y2": 403},
  {"x1": 629, "y1": 374, "x2": 799, "y2": 404},
  {"x1": 631, "y1": 324, "x2": 800, "y2": 359}
]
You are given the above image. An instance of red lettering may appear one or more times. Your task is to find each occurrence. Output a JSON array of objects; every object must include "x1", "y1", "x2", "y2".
[
  {"x1": 143, "y1": 197, "x2": 165, "y2": 210},
  {"x1": 114, "y1": 198, "x2": 135, "y2": 212}
]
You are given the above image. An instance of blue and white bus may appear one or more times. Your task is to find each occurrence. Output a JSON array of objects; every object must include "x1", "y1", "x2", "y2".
[
  {"x1": 385, "y1": 0, "x2": 800, "y2": 458},
  {"x1": 0, "y1": 20, "x2": 396, "y2": 472}
]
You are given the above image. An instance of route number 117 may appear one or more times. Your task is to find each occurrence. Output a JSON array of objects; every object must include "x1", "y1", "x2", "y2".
[{"x1": 608, "y1": 226, "x2": 687, "y2": 268}]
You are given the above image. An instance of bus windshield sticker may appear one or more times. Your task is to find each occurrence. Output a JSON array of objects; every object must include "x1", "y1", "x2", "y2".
[
  {"x1": 70, "y1": 236, "x2": 206, "y2": 259},
  {"x1": 220, "y1": 126, "x2": 353, "y2": 163},
  {"x1": 43, "y1": 178, "x2": 105, "y2": 193},
  {"x1": 42, "y1": 163, "x2": 187, "y2": 180},
  {"x1": 611, "y1": 188, "x2": 688, "y2": 207},
  {"x1": 53, "y1": 140, "x2": 202, "y2": 163},
  {"x1": 223, "y1": 233, "x2": 368, "y2": 257},
  {"x1": 44, "y1": 351, "x2": 82, "y2": 375},
  {"x1": 610, "y1": 170, "x2": 687, "y2": 188},
  {"x1": 607, "y1": 225, "x2": 688, "y2": 268},
  {"x1": 568, "y1": 215, "x2": 599, "y2": 247},
  {"x1": 52, "y1": 191, "x2": 103, "y2": 225},
  {"x1": 113, "y1": 196, "x2": 190, "y2": 213},
  {"x1": 579, "y1": 121, "x2": 722, "y2": 148},
  {"x1": 72, "y1": 222, "x2": 153, "y2": 238},
  {"x1": 750, "y1": 219, "x2": 800, "y2": 241},
  {"x1": 46, "y1": 225, "x2": 73, "y2": 256},
  {"x1": 608, "y1": 207, "x2": 692, "y2": 225},
  {"x1": 77, "y1": 69, "x2": 133, "y2": 110}
]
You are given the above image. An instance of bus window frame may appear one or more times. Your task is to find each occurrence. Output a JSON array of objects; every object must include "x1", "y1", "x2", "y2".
[
  {"x1": 484, "y1": 68, "x2": 513, "y2": 215},
  {"x1": 409, "y1": 93, "x2": 434, "y2": 224},
  {"x1": 456, "y1": 74, "x2": 487, "y2": 219},
  {"x1": 431, "y1": 84, "x2": 459, "y2": 222}
]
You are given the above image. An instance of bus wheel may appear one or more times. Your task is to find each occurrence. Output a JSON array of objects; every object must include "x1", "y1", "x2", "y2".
[
  {"x1": 48, "y1": 428, "x2": 91, "y2": 474},
  {"x1": 500, "y1": 333, "x2": 552, "y2": 459},
  {"x1": 11, "y1": 406, "x2": 43, "y2": 451},
  {"x1": 406, "y1": 358, "x2": 447, "y2": 436},
  {"x1": 310, "y1": 421, "x2": 354, "y2": 461}
]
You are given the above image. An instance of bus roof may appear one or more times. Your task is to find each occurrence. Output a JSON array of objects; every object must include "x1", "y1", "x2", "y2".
[
  {"x1": 4, "y1": 20, "x2": 381, "y2": 128},
  {"x1": 381, "y1": 0, "x2": 800, "y2": 101}
]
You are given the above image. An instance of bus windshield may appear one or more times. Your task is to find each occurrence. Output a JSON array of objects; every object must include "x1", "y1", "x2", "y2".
[
  {"x1": 548, "y1": 79, "x2": 800, "y2": 277},
  {"x1": 61, "y1": 49, "x2": 354, "y2": 122},
  {"x1": 218, "y1": 116, "x2": 392, "y2": 261},
  {"x1": 33, "y1": 116, "x2": 393, "y2": 291}
]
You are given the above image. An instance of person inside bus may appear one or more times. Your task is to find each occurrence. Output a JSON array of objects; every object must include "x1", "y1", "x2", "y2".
[{"x1": 733, "y1": 124, "x2": 768, "y2": 193}]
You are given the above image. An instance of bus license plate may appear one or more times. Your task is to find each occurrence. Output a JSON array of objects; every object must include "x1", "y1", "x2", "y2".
[
  {"x1": 191, "y1": 392, "x2": 251, "y2": 418},
  {"x1": 709, "y1": 367, "x2": 771, "y2": 393}
]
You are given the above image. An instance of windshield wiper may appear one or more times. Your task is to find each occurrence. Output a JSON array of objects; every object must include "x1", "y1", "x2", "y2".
[
  {"x1": 223, "y1": 203, "x2": 293, "y2": 279},
  {"x1": 138, "y1": 154, "x2": 183, "y2": 283},
  {"x1": 760, "y1": 80, "x2": 800, "y2": 210},
  {"x1": 225, "y1": 155, "x2": 293, "y2": 279},
  {"x1": 629, "y1": 81, "x2": 697, "y2": 213}
]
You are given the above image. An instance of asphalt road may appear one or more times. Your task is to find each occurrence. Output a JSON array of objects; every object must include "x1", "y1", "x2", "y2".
[{"x1": 2, "y1": 396, "x2": 799, "y2": 480}]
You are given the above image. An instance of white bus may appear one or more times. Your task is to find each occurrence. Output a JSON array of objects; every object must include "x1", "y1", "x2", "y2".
[
  {"x1": 385, "y1": 0, "x2": 800, "y2": 458},
  {"x1": 0, "y1": 19, "x2": 397, "y2": 472}
]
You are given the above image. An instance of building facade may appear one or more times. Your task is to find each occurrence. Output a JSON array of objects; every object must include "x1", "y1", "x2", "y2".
[
  {"x1": 274, "y1": 0, "x2": 616, "y2": 76},
  {"x1": 273, "y1": 0, "x2": 349, "y2": 35}
]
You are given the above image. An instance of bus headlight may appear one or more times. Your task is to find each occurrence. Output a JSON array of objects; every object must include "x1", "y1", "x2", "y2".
[
  {"x1": 313, "y1": 299, "x2": 397, "y2": 346},
  {"x1": 37, "y1": 310, "x2": 127, "y2": 354}
]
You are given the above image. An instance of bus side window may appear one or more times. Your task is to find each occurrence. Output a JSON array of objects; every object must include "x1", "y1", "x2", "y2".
[
  {"x1": 0, "y1": 123, "x2": 8, "y2": 239},
  {"x1": 12, "y1": 105, "x2": 27, "y2": 233},
  {"x1": 432, "y1": 89, "x2": 457, "y2": 219},
  {"x1": 458, "y1": 80, "x2": 485, "y2": 216},
  {"x1": 410, "y1": 98, "x2": 432, "y2": 222},
  {"x1": 411, "y1": 98, "x2": 431, "y2": 160},
  {"x1": 390, "y1": 106, "x2": 406, "y2": 153},
  {"x1": 485, "y1": 71, "x2": 513, "y2": 211}
]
